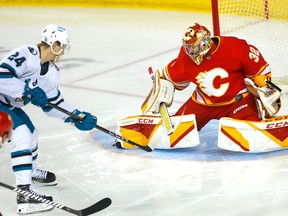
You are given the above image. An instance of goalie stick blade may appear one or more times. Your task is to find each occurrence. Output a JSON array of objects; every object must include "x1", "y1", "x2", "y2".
[{"x1": 79, "y1": 198, "x2": 112, "y2": 216}]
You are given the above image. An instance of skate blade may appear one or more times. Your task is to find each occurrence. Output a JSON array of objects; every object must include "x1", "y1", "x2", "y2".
[
  {"x1": 32, "y1": 180, "x2": 58, "y2": 186},
  {"x1": 17, "y1": 203, "x2": 54, "y2": 215}
]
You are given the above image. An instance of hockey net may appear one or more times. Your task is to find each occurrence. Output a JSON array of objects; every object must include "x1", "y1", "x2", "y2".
[{"x1": 211, "y1": 0, "x2": 288, "y2": 85}]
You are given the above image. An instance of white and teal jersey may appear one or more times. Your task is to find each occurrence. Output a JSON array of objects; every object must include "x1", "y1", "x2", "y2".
[
  {"x1": 0, "y1": 44, "x2": 75, "y2": 120},
  {"x1": 0, "y1": 44, "x2": 41, "y2": 107}
]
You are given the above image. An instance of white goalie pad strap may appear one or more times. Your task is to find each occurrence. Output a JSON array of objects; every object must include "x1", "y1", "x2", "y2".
[
  {"x1": 244, "y1": 78, "x2": 281, "y2": 118},
  {"x1": 218, "y1": 116, "x2": 288, "y2": 153},
  {"x1": 117, "y1": 114, "x2": 199, "y2": 149},
  {"x1": 141, "y1": 70, "x2": 175, "y2": 114}
]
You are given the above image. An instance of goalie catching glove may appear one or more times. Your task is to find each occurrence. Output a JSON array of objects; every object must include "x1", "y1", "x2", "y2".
[
  {"x1": 141, "y1": 69, "x2": 175, "y2": 114},
  {"x1": 245, "y1": 75, "x2": 281, "y2": 118},
  {"x1": 65, "y1": 109, "x2": 97, "y2": 131}
]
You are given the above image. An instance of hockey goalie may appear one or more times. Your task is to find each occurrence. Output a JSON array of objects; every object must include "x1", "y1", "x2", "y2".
[{"x1": 116, "y1": 23, "x2": 287, "y2": 152}]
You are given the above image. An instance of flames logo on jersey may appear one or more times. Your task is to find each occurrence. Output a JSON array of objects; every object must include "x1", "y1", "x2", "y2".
[{"x1": 196, "y1": 68, "x2": 229, "y2": 97}]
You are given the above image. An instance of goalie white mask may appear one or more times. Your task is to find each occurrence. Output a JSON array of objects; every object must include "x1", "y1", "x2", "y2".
[
  {"x1": 41, "y1": 24, "x2": 70, "y2": 55},
  {"x1": 182, "y1": 23, "x2": 213, "y2": 66}
]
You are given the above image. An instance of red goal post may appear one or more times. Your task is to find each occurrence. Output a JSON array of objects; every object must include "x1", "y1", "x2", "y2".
[{"x1": 211, "y1": 0, "x2": 288, "y2": 85}]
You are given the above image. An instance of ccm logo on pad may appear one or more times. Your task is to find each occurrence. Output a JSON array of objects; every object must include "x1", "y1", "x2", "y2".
[
  {"x1": 138, "y1": 118, "x2": 154, "y2": 124},
  {"x1": 266, "y1": 121, "x2": 288, "y2": 129}
]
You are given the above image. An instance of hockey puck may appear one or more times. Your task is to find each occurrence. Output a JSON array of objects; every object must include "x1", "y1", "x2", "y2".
[
  {"x1": 236, "y1": 94, "x2": 243, "y2": 102},
  {"x1": 113, "y1": 141, "x2": 123, "y2": 149}
]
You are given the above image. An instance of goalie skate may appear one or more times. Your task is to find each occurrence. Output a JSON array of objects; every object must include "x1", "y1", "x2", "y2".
[{"x1": 17, "y1": 185, "x2": 54, "y2": 215}]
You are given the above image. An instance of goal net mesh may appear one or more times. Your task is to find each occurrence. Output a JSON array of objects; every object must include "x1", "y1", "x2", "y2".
[{"x1": 216, "y1": 0, "x2": 288, "y2": 84}]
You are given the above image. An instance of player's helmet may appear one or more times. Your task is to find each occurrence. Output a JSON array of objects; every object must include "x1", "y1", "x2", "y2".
[
  {"x1": 41, "y1": 24, "x2": 70, "y2": 55},
  {"x1": 0, "y1": 111, "x2": 13, "y2": 144},
  {"x1": 182, "y1": 23, "x2": 212, "y2": 65}
]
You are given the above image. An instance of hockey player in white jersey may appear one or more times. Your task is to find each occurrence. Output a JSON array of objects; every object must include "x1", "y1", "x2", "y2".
[{"x1": 0, "y1": 24, "x2": 97, "y2": 214}]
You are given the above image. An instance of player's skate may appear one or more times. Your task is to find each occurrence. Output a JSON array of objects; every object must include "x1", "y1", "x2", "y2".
[
  {"x1": 32, "y1": 168, "x2": 57, "y2": 186},
  {"x1": 16, "y1": 184, "x2": 54, "y2": 215}
]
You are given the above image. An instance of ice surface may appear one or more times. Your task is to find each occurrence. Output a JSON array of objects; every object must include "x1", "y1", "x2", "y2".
[{"x1": 0, "y1": 7, "x2": 287, "y2": 216}]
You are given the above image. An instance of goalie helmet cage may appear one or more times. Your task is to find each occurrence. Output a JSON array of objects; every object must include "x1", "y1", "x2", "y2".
[{"x1": 211, "y1": 0, "x2": 288, "y2": 85}]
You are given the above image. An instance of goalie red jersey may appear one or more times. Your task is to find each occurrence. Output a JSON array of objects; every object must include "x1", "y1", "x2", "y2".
[
  {"x1": 116, "y1": 23, "x2": 284, "y2": 152},
  {"x1": 163, "y1": 36, "x2": 270, "y2": 106}
]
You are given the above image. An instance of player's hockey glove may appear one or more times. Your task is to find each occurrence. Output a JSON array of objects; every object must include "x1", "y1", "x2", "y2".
[
  {"x1": 64, "y1": 109, "x2": 97, "y2": 131},
  {"x1": 22, "y1": 79, "x2": 48, "y2": 108}
]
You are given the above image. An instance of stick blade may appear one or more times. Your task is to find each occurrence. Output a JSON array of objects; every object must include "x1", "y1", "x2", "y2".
[{"x1": 80, "y1": 198, "x2": 112, "y2": 215}]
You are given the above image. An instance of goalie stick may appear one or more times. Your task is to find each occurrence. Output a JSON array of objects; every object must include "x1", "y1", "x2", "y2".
[
  {"x1": 47, "y1": 102, "x2": 152, "y2": 152},
  {"x1": 148, "y1": 67, "x2": 173, "y2": 135},
  {"x1": 0, "y1": 182, "x2": 111, "y2": 216}
]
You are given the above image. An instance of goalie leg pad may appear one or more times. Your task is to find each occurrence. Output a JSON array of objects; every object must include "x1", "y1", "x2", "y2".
[
  {"x1": 218, "y1": 116, "x2": 288, "y2": 152},
  {"x1": 117, "y1": 114, "x2": 200, "y2": 149}
]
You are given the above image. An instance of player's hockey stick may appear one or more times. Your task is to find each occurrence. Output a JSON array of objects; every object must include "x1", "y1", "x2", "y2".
[
  {"x1": 0, "y1": 181, "x2": 111, "y2": 216},
  {"x1": 148, "y1": 67, "x2": 173, "y2": 135},
  {"x1": 47, "y1": 103, "x2": 152, "y2": 152}
]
